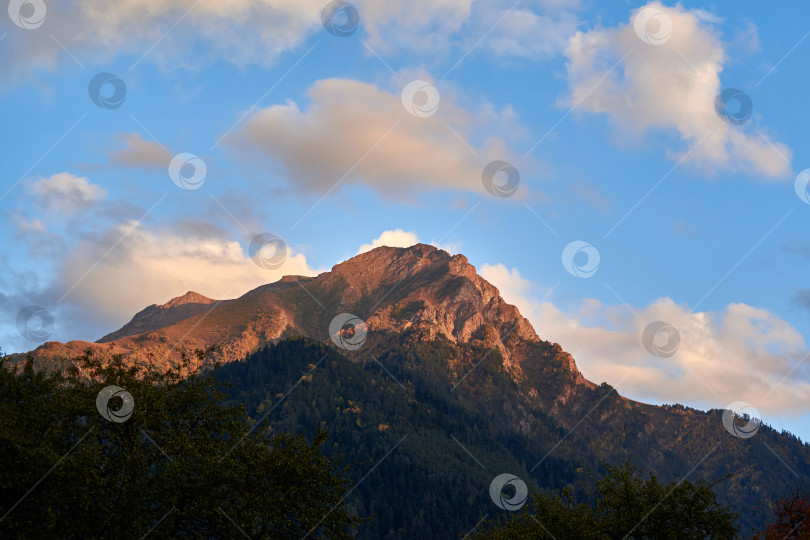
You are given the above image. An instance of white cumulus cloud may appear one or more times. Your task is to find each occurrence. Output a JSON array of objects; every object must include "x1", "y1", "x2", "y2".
[
  {"x1": 562, "y1": 1, "x2": 792, "y2": 179},
  {"x1": 357, "y1": 229, "x2": 420, "y2": 254},
  {"x1": 232, "y1": 77, "x2": 521, "y2": 198},
  {"x1": 28, "y1": 173, "x2": 107, "y2": 214},
  {"x1": 58, "y1": 222, "x2": 320, "y2": 321}
]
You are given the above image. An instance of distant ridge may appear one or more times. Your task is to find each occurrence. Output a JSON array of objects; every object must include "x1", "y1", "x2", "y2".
[{"x1": 97, "y1": 291, "x2": 217, "y2": 343}]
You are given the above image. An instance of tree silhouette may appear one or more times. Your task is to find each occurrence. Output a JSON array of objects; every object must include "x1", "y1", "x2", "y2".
[
  {"x1": 0, "y1": 349, "x2": 360, "y2": 538},
  {"x1": 474, "y1": 463, "x2": 737, "y2": 539}
]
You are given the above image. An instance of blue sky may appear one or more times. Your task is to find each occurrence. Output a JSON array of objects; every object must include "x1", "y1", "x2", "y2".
[{"x1": 1, "y1": 0, "x2": 809, "y2": 440}]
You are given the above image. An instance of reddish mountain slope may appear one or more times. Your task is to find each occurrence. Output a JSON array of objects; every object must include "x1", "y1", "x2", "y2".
[{"x1": 12, "y1": 244, "x2": 589, "y2": 387}]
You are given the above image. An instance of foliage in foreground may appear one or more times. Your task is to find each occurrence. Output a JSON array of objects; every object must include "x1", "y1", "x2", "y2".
[
  {"x1": 473, "y1": 463, "x2": 738, "y2": 540},
  {"x1": 0, "y1": 350, "x2": 359, "y2": 538},
  {"x1": 754, "y1": 489, "x2": 810, "y2": 539}
]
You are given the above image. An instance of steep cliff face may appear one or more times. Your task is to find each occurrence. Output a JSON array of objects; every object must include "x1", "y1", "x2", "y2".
[{"x1": 320, "y1": 246, "x2": 540, "y2": 364}]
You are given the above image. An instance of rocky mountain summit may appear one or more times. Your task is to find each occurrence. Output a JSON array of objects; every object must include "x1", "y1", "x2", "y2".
[
  {"x1": 15, "y1": 244, "x2": 587, "y2": 386},
  {"x1": 98, "y1": 291, "x2": 217, "y2": 343}
]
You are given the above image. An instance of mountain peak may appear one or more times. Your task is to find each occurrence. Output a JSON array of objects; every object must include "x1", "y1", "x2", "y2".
[
  {"x1": 97, "y1": 291, "x2": 217, "y2": 343},
  {"x1": 277, "y1": 275, "x2": 314, "y2": 283},
  {"x1": 160, "y1": 291, "x2": 215, "y2": 309},
  {"x1": 338, "y1": 243, "x2": 449, "y2": 268},
  {"x1": 329, "y1": 244, "x2": 476, "y2": 291},
  {"x1": 320, "y1": 243, "x2": 548, "y2": 369}
]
